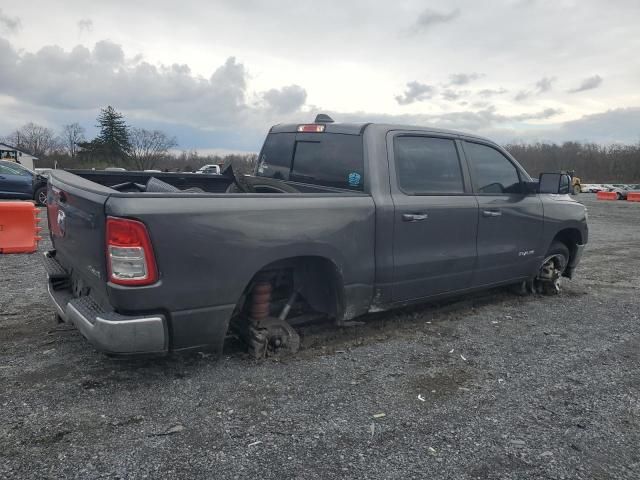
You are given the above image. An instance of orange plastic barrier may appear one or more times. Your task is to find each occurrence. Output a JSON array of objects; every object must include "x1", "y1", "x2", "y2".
[
  {"x1": 596, "y1": 191, "x2": 618, "y2": 201},
  {"x1": 627, "y1": 192, "x2": 640, "y2": 202},
  {"x1": 0, "y1": 202, "x2": 42, "y2": 254}
]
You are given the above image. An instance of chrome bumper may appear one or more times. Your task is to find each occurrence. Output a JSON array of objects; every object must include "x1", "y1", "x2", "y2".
[{"x1": 44, "y1": 252, "x2": 167, "y2": 354}]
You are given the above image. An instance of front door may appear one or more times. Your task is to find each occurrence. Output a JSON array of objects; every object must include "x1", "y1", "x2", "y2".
[
  {"x1": 389, "y1": 134, "x2": 478, "y2": 302},
  {"x1": 461, "y1": 140, "x2": 544, "y2": 286}
]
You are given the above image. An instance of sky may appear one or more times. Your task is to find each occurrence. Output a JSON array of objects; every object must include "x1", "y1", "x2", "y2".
[{"x1": 0, "y1": 0, "x2": 639, "y2": 152}]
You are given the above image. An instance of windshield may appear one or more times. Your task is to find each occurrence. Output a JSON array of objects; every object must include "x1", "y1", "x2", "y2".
[{"x1": 0, "y1": 160, "x2": 34, "y2": 175}]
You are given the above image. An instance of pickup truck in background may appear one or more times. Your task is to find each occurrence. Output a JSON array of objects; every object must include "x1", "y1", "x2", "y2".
[
  {"x1": 43, "y1": 115, "x2": 588, "y2": 357},
  {"x1": 195, "y1": 164, "x2": 221, "y2": 175}
]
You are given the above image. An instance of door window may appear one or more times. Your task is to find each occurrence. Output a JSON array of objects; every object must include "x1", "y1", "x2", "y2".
[
  {"x1": 393, "y1": 136, "x2": 464, "y2": 194},
  {"x1": 0, "y1": 162, "x2": 29, "y2": 176},
  {"x1": 464, "y1": 142, "x2": 522, "y2": 194}
]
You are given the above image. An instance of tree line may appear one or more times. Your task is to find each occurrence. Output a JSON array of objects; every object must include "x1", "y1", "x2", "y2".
[
  {"x1": 505, "y1": 141, "x2": 640, "y2": 183},
  {"x1": 1, "y1": 106, "x2": 257, "y2": 173}
]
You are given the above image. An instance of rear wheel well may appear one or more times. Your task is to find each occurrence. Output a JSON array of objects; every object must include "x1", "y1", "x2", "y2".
[{"x1": 235, "y1": 256, "x2": 345, "y2": 321}]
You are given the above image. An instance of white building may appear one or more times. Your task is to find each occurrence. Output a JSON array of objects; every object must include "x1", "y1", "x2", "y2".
[{"x1": 0, "y1": 143, "x2": 39, "y2": 171}]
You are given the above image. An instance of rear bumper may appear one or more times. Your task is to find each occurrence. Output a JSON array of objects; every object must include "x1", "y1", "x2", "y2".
[{"x1": 44, "y1": 252, "x2": 167, "y2": 354}]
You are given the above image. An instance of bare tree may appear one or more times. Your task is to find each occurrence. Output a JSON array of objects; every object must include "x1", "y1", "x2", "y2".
[
  {"x1": 4, "y1": 122, "x2": 60, "y2": 157},
  {"x1": 60, "y1": 123, "x2": 86, "y2": 158},
  {"x1": 129, "y1": 128, "x2": 177, "y2": 170}
]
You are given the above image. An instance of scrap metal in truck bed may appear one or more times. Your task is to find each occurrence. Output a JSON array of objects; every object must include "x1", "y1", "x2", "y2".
[{"x1": 42, "y1": 115, "x2": 588, "y2": 357}]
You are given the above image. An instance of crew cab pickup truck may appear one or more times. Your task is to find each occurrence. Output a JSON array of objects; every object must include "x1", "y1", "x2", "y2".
[{"x1": 43, "y1": 116, "x2": 588, "y2": 357}]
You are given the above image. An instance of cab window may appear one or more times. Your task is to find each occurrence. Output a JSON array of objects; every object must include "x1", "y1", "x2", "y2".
[
  {"x1": 464, "y1": 142, "x2": 522, "y2": 194},
  {"x1": 394, "y1": 136, "x2": 464, "y2": 195}
]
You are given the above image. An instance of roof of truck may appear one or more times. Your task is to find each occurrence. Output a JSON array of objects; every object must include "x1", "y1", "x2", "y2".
[{"x1": 269, "y1": 121, "x2": 496, "y2": 144}]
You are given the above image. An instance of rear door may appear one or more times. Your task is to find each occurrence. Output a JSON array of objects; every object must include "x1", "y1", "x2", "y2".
[
  {"x1": 462, "y1": 140, "x2": 544, "y2": 286},
  {"x1": 388, "y1": 133, "x2": 478, "y2": 302},
  {"x1": 0, "y1": 162, "x2": 33, "y2": 198}
]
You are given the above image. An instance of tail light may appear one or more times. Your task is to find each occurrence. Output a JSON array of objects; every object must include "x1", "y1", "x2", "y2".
[
  {"x1": 297, "y1": 124, "x2": 325, "y2": 133},
  {"x1": 106, "y1": 217, "x2": 158, "y2": 286}
]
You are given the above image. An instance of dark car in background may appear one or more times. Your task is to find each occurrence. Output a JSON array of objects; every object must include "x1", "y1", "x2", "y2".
[{"x1": 0, "y1": 160, "x2": 48, "y2": 205}]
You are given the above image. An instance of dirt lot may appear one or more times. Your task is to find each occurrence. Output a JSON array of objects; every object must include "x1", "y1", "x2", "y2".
[{"x1": 1, "y1": 195, "x2": 639, "y2": 480}]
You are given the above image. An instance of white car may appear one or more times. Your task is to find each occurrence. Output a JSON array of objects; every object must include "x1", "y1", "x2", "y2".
[{"x1": 195, "y1": 164, "x2": 221, "y2": 175}]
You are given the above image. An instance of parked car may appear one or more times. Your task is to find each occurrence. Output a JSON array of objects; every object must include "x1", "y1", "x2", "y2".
[
  {"x1": 195, "y1": 164, "x2": 221, "y2": 175},
  {"x1": 0, "y1": 160, "x2": 48, "y2": 205},
  {"x1": 609, "y1": 184, "x2": 632, "y2": 200},
  {"x1": 42, "y1": 116, "x2": 588, "y2": 357}
]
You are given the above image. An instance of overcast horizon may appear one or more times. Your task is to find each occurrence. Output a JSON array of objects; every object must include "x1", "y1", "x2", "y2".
[{"x1": 1, "y1": 0, "x2": 639, "y2": 153}]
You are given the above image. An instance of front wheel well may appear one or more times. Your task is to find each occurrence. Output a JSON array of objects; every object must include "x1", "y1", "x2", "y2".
[{"x1": 551, "y1": 228, "x2": 583, "y2": 275}]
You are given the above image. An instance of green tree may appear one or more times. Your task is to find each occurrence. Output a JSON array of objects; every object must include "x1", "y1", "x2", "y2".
[{"x1": 95, "y1": 106, "x2": 131, "y2": 165}]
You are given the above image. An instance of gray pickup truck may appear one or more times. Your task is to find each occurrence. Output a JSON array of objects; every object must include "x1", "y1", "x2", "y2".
[{"x1": 43, "y1": 116, "x2": 588, "y2": 357}]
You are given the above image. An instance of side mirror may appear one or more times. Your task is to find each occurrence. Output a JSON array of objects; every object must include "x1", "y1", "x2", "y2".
[{"x1": 538, "y1": 173, "x2": 571, "y2": 194}]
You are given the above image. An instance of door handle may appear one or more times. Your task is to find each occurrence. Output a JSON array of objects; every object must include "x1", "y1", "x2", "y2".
[
  {"x1": 58, "y1": 192, "x2": 67, "y2": 203},
  {"x1": 482, "y1": 210, "x2": 502, "y2": 217},
  {"x1": 402, "y1": 213, "x2": 429, "y2": 222}
]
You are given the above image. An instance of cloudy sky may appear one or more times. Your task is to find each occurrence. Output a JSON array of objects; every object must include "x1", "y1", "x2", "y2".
[{"x1": 0, "y1": 0, "x2": 639, "y2": 152}]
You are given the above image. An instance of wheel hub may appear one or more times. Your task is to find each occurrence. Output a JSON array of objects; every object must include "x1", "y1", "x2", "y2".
[{"x1": 535, "y1": 254, "x2": 567, "y2": 294}]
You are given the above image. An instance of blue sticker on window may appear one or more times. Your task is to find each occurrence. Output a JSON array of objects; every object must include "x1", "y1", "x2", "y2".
[{"x1": 348, "y1": 172, "x2": 362, "y2": 187}]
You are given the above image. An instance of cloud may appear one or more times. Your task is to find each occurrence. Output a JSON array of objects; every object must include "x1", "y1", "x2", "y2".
[
  {"x1": 0, "y1": 36, "x2": 309, "y2": 132},
  {"x1": 448, "y1": 73, "x2": 483, "y2": 86},
  {"x1": 568, "y1": 75, "x2": 603, "y2": 93},
  {"x1": 93, "y1": 40, "x2": 125, "y2": 64},
  {"x1": 0, "y1": 9, "x2": 20, "y2": 34},
  {"x1": 478, "y1": 88, "x2": 508, "y2": 98},
  {"x1": 515, "y1": 76, "x2": 556, "y2": 101},
  {"x1": 411, "y1": 8, "x2": 460, "y2": 33},
  {"x1": 501, "y1": 107, "x2": 640, "y2": 144},
  {"x1": 535, "y1": 76, "x2": 555, "y2": 93},
  {"x1": 552, "y1": 107, "x2": 639, "y2": 142},
  {"x1": 395, "y1": 81, "x2": 436, "y2": 105},
  {"x1": 262, "y1": 85, "x2": 307, "y2": 114},
  {"x1": 510, "y1": 107, "x2": 562, "y2": 121},
  {"x1": 327, "y1": 105, "x2": 563, "y2": 138},
  {"x1": 441, "y1": 89, "x2": 470, "y2": 101},
  {"x1": 77, "y1": 18, "x2": 93, "y2": 33}
]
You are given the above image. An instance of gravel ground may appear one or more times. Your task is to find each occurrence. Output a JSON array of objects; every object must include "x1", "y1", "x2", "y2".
[{"x1": 1, "y1": 195, "x2": 639, "y2": 480}]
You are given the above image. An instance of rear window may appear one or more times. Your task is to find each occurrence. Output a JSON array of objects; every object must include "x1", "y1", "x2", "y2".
[{"x1": 256, "y1": 133, "x2": 364, "y2": 191}]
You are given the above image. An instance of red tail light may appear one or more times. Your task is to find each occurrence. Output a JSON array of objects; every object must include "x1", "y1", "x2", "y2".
[
  {"x1": 106, "y1": 217, "x2": 158, "y2": 286},
  {"x1": 297, "y1": 124, "x2": 325, "y2": 133}
]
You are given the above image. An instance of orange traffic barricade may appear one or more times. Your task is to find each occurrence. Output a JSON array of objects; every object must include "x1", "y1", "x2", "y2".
[
  {"x1": 596, "y1": 191, "x2": 618, "y2": 201},
  {"x1": 627, "y1": 192, "x2": 640, "y2": 202},
  {"x1": 0, "y1": 202, "x2": 42, "y2": 254}
]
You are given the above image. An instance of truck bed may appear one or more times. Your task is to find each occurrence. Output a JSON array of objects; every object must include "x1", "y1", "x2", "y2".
[{"x1": 44, "y1": 169, "x2": 376, "y2": 354}]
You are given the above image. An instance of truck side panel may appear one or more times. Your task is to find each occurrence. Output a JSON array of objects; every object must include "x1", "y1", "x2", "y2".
[{"x1": 104, "y1": 193, "x2": 376, "y2": 349}]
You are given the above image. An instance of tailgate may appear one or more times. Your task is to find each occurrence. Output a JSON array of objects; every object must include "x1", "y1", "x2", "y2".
[{"x1": 47, "y1": 171, "x2": 113, "y2": 307}]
